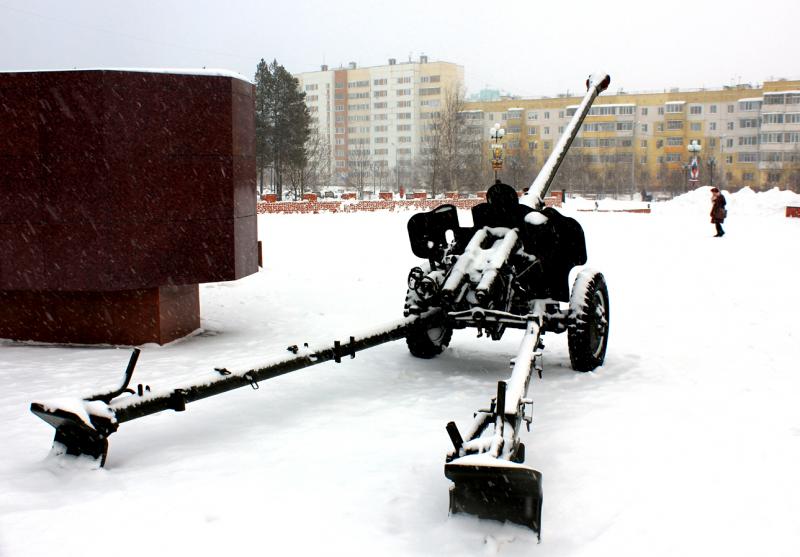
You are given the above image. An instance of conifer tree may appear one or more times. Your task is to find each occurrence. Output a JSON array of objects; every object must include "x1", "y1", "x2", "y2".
[{"x1": 254, "y1": 59, "x2": 310, "y2": 198}]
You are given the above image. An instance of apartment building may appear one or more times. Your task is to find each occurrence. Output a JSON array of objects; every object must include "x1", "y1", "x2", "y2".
[
  {"x1": 463, "y1": 79, "x2": 800, "y2": 192},
  {"x1": 295, "y1": 57, "x2": 464, "y2": 188}
]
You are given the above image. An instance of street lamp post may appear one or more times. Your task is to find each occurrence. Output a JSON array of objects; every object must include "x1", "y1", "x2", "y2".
[
  {"x1": 707, "y1": 156, "x2": 716, "y2": 189},
  {"x1": 687, "y1": 139, "x2": 702, "y2": 191},
  {"x1": 490, "y1": 123, "x2": 505, "y2": 181}
]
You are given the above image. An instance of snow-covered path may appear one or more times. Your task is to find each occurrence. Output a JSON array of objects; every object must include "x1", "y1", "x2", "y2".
[{"x1": 1, "y1": 188, "x2": 799, "y2": 556}]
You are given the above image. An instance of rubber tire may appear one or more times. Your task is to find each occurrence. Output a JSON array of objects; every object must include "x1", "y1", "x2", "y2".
[
  {"x1": 568, "y1": 271, "x2": 610, "y2": 372},
  {"x1": 406, "y1": 320, "x2": 452, "y2": 359}
]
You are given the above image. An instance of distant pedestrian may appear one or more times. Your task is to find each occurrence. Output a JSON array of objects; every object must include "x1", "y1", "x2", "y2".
[{"x1": 710, "y1": 187, "x2": 726, "y2": 237}]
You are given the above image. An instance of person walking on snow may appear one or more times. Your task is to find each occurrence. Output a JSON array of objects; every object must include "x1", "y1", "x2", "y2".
[{"x1": 710, "y1": 187, "x2": 726, "y2": 237}]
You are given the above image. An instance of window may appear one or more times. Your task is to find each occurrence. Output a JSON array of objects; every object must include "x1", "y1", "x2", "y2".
[
  {"x1": 348, "y1": 103, "x2": 368, "y2": 111},
  {"x1": 397, "y1": 88, "x2": 412, "y2": 96},
  {"x1": 739, "y1": 118, "x2": 759, "y2": 128},
  {"x1": 641, "y1": 139, "x2": 647, "y2": 147},
  {"x1": 786, "y1": 113, "x2": 800, "y2": 124},
  {"x1": 527, "y1": 112, "x2": 538, "y2": 121},
  {"x1": 335, "y1": 82, "x2": 345, "y2": 89},
  {"x1": 738, "y1": 152, "x2": 758, "y2": 162},
  {"x1": 307, "y1": 106, "x2": 318, "y2": 113},
  {"x1": 690, "y1": 105, "x2": 702, "y2": 115},
  {"x1": 528, "y1": 126, "x2": 538, "y2": 135},
  {"x1": 739, "y1": 136, "x2": 758, "y2": 145},
  {"x1": 374, "y1": 90, "x2": 387, "y2": 98},
  {"x1": 397, "y1": 112, "x2": 412, "y2": 120},
  {"x1": 348, "y1": 114, "x2": 370, "y2": 122},
  {"x1": 710, "y1": 105, "x2": 717, "y2": 113},
  {"x1": 335, "y1": 127, "x2": 345, "y2": 134},
  {"x1": 640, "y1": 156, "x2": 647, "y2": 164},
  {"x1": 666, "y1": 153, "x2": 682, "y2": 162},
  {"x1": 507, "y1": 140, "x2": 520, "y2": 149},
  {"x1": 666, "y1": 120, "x2": 684, "y2": 130},
  {"x1": 709, "y1": 122, "x2": 716, "y2": 131},
  {"x1": 658, "y1": 107, "x2": 664, "y2": 115},
  {"x1": 335, "y1": 104, "x2": 344, "y2": 112},
  {"x1": 397, "y1": 124, "x2": 412, "y2": 131},
  {"x1": 759, "y1": 133, "x2": 784, "y2": 143},
  {"x1": 397, "y1": 100, "x2": 411, "y2": 108},
  {"x1": 374, "y1": 148, "x2": 388, "y2": 155},
  {"x1": 641, "y1": 123, "x2": 648, "y2": 133},
  {"x1": 543, "y1": 141, "x2": 552, "y2": 150},
  {"x1": 374, "y1": 114, "x2": 388, "y2": 121},
  {"x1": 727, "y1": 105, "x2": 734, "y2": 113},
  {"x1": 641, "y1": 107, "x2": 649, "y2": 116},
  {"x1": 544, "y1": 112, "x2": 550, "y2": 119},
  {"x1": 763, "y1": 113, "x2": 784, "y2": 124},
  {"x1": 397, "y1": 148, "x2": 412, "y2": 155},
  {"x1": 742, "y1": 172, "x2": 754, "y2": 181},
  {"x1": 304, "y1": 84, "x2": 318, "y2": 91},
  {"x1": 374, "y1": 102, "x2": 387, "y2": 109},
  {"x1": 374, "y1": 137, "x2": 388, "y2": 144},
  {"x1": 543, "y1": 126, "x2": 550, "y2": 135},
  {"x1": 667, "y1": 137, "x2": 683, "y2": 146},
  {"x1": 373, "y1": 78, "x2": 387, "y2": 86},
  {"x1": 657, "y1": 123, "x2": 664, "y2": 132},
  {"x1": 420, "y1": 99, "x2": 440, "y2": 107},
  {"x1": 666, "y1": 103, "x2": 684, "y2": 113},
  {"x1": 787, "y1": 94, "x2": 800, "y2": 105},
  {"x1": 726, "y1": 138, "x2": 734, "y2": 148},
  {"x1": 419, "y1": 87, "x2": 441, "y2": 96},
  {"x1": 335, "y1": 138, "x2": 345, "y2": 145},
  {"x1": 397, "y1": 76, "x2": 411, "y2": 84},
  {"x1": 348, "y1": 80, "x2": 369, "y2": 88},
  {"x1": 709, "y1": 138, "x2": 716, "y2": 147},
  {"x1": 508, "y1": 126, "x2": 521, "y2": 134},
  {"x1": 690, "y1": 123, "x2": 702, "y2": 131},
  {"x1": 787, "y1": 132, "x2": 800, "y2": 143},
  {"x1": 620, "y1": 106, "x2": 634, "y2": 115},
  {"x1": 558, "y1": 126, "x2": 565, "y2": 134},
  {"x1": 335, "y1": 92, "x2": 345, "y2": 100},
  {"x1": 763, "y1": 94, "x2": 784, "y2": 105},
  {"x1": 767, "y1": 172, "x2": 782, "y2": 182},
  {"x1": 725, "y1": 155, "x2": 733, "y2": 164},
  {"x1": 306, "y1": 95, "x2": 318, "y2": 102},
  {"x1": 348, "y1": 91, "x2": 369, "y2": 99},
  {"x1": 727, "y1": 122, "x2": 735, "y2": 130},
  {"x1": 739, "y1": 100, "x2": 762, "y2": 111}
]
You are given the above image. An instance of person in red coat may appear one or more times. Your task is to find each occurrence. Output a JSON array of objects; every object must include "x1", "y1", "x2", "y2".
[{"x1": 710, "y1": 187, "x2": 727, "y2": 237}]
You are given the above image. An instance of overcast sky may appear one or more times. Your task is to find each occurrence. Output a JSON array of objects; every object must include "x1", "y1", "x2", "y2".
[{"x1": 1, "y1": 0, "x2": 798, "y2": 97}]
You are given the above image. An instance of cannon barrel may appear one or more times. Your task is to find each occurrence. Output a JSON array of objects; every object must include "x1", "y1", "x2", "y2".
[{"x1": 520, "y1": 73, "x2": 611, "y2": 209}]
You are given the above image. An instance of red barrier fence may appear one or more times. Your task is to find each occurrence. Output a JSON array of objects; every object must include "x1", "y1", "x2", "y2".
[
  {"x1": 256, "y1": 196, "x2": 564, "y2": 215},
  {"x1": 787, "y1": 206, "x2": 800, "y2": 218}
]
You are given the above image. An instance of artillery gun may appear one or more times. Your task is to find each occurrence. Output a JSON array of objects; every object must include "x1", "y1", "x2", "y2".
[
  {"x1": 29, "y1": 73, "x2": 611, "y2": 542},
  {"x1": 403, "y1": 73, "x2": 611, "y2": 537}
]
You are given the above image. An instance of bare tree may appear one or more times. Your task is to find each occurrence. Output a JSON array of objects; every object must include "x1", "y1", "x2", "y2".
[
  {"x1": 345, "y1": 147, "x2": 373, "y2": 197},
  {"x1": 420, "y1": 87, "x2": 471, "y2": 195},
  {"x1": 287, "y1": 125, "x2": 332, "y2": 199}
]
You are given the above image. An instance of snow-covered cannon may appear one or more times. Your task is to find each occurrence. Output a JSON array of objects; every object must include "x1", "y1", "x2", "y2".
[{"x1": 403, "y1": 74, "x2": 611, "y2": 538}]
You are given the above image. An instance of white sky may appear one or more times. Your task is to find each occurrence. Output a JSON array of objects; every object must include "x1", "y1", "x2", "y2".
[{"x1": 1, "y1": 0, "x2": 798, "y2": 97}]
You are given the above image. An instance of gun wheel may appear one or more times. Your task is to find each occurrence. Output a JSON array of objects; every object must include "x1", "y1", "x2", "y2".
[
  {"x1": 568, "y1": 270, "x2": 609, "y2": 372},
  {"x1": 406, "y1": 318, "x2": 452, "y2": 359}
]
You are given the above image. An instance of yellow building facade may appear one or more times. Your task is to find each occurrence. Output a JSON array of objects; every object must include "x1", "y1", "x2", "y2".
[{"x1": 464, "y1": 80, "x2": 800, "y2": 192}]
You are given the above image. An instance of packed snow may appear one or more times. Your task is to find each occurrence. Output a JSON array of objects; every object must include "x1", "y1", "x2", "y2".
[{"x1": 1, "y1": 186, "x2": 799, "y2": 556}]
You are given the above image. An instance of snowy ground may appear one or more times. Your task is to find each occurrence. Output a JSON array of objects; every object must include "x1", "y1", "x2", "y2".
[{"x1": 1, "y1": 187, "x2": 799, "y2": 556}]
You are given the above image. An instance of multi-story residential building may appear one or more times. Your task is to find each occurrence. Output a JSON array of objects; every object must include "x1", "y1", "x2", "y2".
[
  {"x1": 295, "y1": 56, "x2": 464, "y2": 189},
  {"x1": 463, "y1": 79, "x2": 800, "y2": 192}
]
